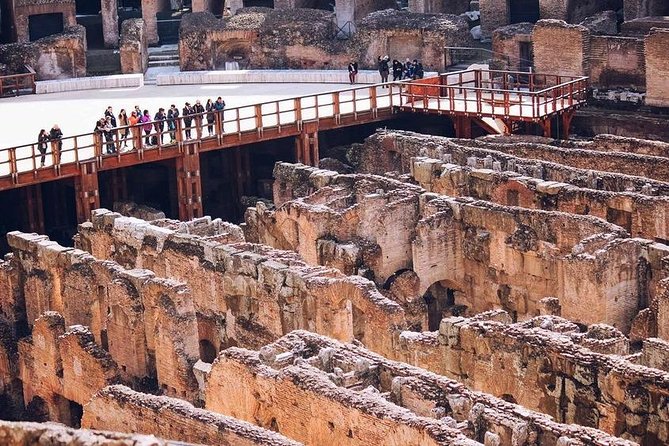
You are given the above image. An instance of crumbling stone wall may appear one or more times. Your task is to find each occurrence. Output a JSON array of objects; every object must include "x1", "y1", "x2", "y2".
[
  {"x1": 645, "y1": 28, "x2": 669, "y2": 108},
  {"x1": 0, "y1": 25, "x2": 86, "y2": 79},
  {"x1": 17, "y1": 312, "x2": 120, "y2": 425},
  {"x1": 0, "y1": 420, "x2": 186, "y2": 446},
  {"x1": 533, "y1": 20, "x2": 590, "y2": 77},
  {"x1": 180, "y1": 9, "x2": 473, "y2": 72},
  {"x1": 491, "y1": 23, "x2": 534, "y2": 71},
  {"x1": 398, "y1": 313, "x2": 669, "y2": 444},
  {"x1": 119, "y1": 19, "x2": 148, "y2": 75},
  {"x1": 75, "y1": 211, "x2": 407, "y2": 358},
  {"x1": 205, "y1": 330, "x2": 636, "y2": 446},
  {"x1": 249, "y1": 162, "x2": 650, "y2": 332},
  {"x1": 83, "y1": 385, "x2": 303, "y2": 446},
  {"x1": 6, "y1": 231, "x2": 200, "y2": 402}
]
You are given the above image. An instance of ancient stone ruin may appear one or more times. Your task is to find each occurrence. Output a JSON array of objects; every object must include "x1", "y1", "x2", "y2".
[{"x1": 4, "y1": 125, "x2": 669, "y2": 444}]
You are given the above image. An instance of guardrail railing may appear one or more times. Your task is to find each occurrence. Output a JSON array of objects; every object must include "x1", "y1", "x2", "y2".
[
  {"x1": 0, "y1": 83, "x2": 399, "y2": 189},
  {"x1": 0, "y1": 65, "x2": 36, "y2": 98},
  {"x1": 400, "y1": 69, "x2": 588, "y2": 121}
]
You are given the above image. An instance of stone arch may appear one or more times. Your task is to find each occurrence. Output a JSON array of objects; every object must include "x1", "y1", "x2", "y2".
[
  {"x1": 214, "y1": 38, "x2": 253, "y2": 70},
  {"x1": 25, "y1": 396, "x2": 49, "y2": 422},
  {"x1": 422, "y1": 279, "x2": 465, "y2": 330}
]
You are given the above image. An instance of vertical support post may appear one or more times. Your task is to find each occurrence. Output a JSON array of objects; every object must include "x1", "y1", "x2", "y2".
[
  {"x1": 243, "y1": 148, "x2": 253, "y2": 193},
  {"x1": 561, "y1": 111, "x2": 574, "y2": 140},
  {"x1": 454, "y1": 116, "x2": 472, "y2": 139},
  {"x1": 311, "y1": 131, "x2": 319, "y2": 166},
  {"x1": 74, "y1": 161, "x2": 101, "y2": 223},
  {"x1": 542, "y1": 118, "x2": 553, "y2": 138},
  {"x1": 294, "y1": 135, "x2": 303, "y2": 164},
  {"x1": 23, "y1": 185, "x2": 45, "y2": 234},
  {"x1": 176, "y1": 143, "x2": 203, "y2": 221}
]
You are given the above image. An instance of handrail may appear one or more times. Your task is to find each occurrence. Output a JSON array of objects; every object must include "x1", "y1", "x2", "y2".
[
  {"x1": 0, "y1": 65, "x2": 36, "y2": 98},
  {"x1": 0, "y1": 82, "x2": 399, "y2": 187}
]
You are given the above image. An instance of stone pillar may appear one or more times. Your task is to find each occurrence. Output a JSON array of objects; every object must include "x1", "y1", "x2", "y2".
[
  {"x1": 335, "y1": 0, "x2": 356, "y2": 34},
  {"x1": 120, "y1": 19, "x2": 149, "y2": 74},
  {"x1": 142, "y1": 0, "x2": 162, "y2": 45},
  {"x1": 101, "y1": 0, "x2": 119, "y2": 48},
  {"x1": 645, "y1": 29, "x2": 669, "y2": 108},
  {"x1": 533, "y1": 20, "x2": 590, "y2": 77},
  {"x1": 657, "y1": 279, "x2": 669, "y2": 341}
]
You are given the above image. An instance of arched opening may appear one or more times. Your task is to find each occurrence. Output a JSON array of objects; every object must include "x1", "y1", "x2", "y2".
[
  {"x1": 423, "y1": 280, "x2": 464, "y2": 331},
  {"x1": 383, "y1": 268, "x2": 412, "y2": 289},
  {"x1": 67, "y1": 399, "x2": 83, "y2": 428},
  {"x1": 25, "y1": 396, "x2": 49, "y2": 422},
  {"x1": 509, "y1": 0, "x2": 540, "y2": 24},
  {"x1": 199, "y1": 339, "x2": 217, "y2": 363},
  {"x1": 500, "y1": 393, "x2": 518, "y2": 404}
]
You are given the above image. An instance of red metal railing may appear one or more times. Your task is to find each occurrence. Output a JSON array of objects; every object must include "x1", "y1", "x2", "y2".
[
  {"x1": 0, "y1": 83, "x2": 398, "y2": 190},
  {"x1": 0, "y1": 65, "x2": 36, "y2": 98},
  {"x1": 401, "y1": 69, "x2": 588, "y2": 121}
]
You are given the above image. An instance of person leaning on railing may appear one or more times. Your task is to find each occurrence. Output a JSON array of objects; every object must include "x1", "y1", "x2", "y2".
[
  {"x1": 37, "y1": 129, "x2": 49, "y2": 168},
  {"x1": 129, "y1": 111, "x2": 140, "y2": 149},
  {"x1": 49, "y1": 124, "x2": 62, "y2": 165},
  {"x1": 214, "y1": 97, "x2": 225, "y2": 134}
]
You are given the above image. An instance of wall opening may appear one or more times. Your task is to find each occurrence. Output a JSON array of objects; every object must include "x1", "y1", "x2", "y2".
[
  {"x1": 199, "y1": 339, "x2": 217, "y2": 363},
  {"x1": 643, "y1": 0, "x2": 669, "y2": 16},
  {"x1": 509, "y1": 0, "x2": 540, "y2": 23},
  {"x1": 296, "y1": 0, "x2": 335, "y2": 11},
  {"x1": 67, "y1": 399, "x2": 83, "y2": 428},
  {"x1": 25, "y1": 396, "x2": 49, "y2": 422},
  {"x1": 243, "y1": 0, "x2": 275, "y2": 7},
  {"x1": 28, "y1": 13, "x2": 64, "y2": 41},
  {"x1": 423, "y1": 281, "x2": 462, "y2": 331}
]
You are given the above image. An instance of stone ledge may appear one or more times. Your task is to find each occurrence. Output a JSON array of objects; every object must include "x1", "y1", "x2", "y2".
[
  {"x1": 35, "y1": 73, "x2": 144, "y2": 94},
  {"x1": 156, "y1": 69, "x2": 437, "y2": 86}
]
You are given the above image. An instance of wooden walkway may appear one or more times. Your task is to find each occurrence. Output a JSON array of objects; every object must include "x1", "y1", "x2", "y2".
[{"x1": 0, "y1": 70, "x2": 587, "y2": 223}]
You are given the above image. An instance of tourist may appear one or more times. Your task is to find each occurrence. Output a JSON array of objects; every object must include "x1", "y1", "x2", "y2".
[
  {"x1": 154, "y1": 108, "x2": 166, "y2": 144},
  {"x1": 94, "y1": 118, "x2": 105, "y2": 155},
  {"x1": 104, "y1": 116, "x2": 116, "y2": 154},
  {"x1": 167, "y1": 104, "x2": 179, "y2": 143},
  {"x1": 104, "y1": 106, "x2": 117, "y2": 128},
  {"x1": 214, "y1": 97, "x2": 226, "y2": 133},
  {"x1": 134, "y1": 105, "x2": 142, "y2": 120},
  {"x1": 348, "y1": 60, "x2": 358, "y2": 84},
  {"x1": 183, "y1": 102, "x2": 194, "y2": 140},
  {"x1": 378, "y1": 55, "x2": 390, "y2": 86},
  {"x1": 392, "y1": 59, "x2": 403, "y2": 81},
  {"x1": 415, "y1": 61, "x2": 424, "y2": 80},
  {"x1": 118, "y1": 109, "x2": 129, "y2": 149},
  {"x1": 223, "y1": 6, "x2": 232, "y2": 18},
  {"x1": 37, "y1": 129, "x2": 49, "y2": 168},
  {"x1": 404, "y1": 59, "x2": 414, "y2": 80},
  {"x1": 193, "y1": 99, "x2": 205, "y2": 139},
  {"x1": 141, "y1": 110, "x2": 152, "y2": 145},
  {"x1": 129, "y1": 111, "x2": 140, "y2": 149},
  {"x1": 49, "y1": 124, "x2": 63, "y2": 165},
  {"x1": 205, "y1": 99, "x2": 215, "y2": 136}
]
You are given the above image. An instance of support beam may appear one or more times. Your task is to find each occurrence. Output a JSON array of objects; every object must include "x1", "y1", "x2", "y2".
[
  {"x1": 176, "y1": 143, "x2": 203, "y2": 221},
  {"x1": 561, "y1": 111, "x2": 575, "y2": 140},
  {"x1": 542, "y1": 118, "x2": 553, "y2": 138},
  {"x1": 453, "y1": 116, "x2": 472, "y2": 139},
  {"x1": 74, "y1": 161, "x2": 101, "y2": 223},
  {"x1": 22, "y1": 185, "x2": 44, "y2": 234}
]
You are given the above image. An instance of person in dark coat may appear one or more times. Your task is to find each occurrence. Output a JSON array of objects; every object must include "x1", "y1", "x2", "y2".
[
  {"x1": 37, "y1": 129, "x2": 49, "y2": 167},
  {"x1": 205, "y1": 99, "x2": 216, "y2": 136},
  {"x1": 193, "y1": 99, "x2": 205, "y2": 139},
  {"x1": 154, "y1": 107, "x2": 166, "y2": 144},
  {"x1": 348, "y1": 60, "x2": 359, "y2": 84},
  {"x1": 183, "y1": 102, "x2": 194, "y2": 140},
  {"x1": 104, "y1": 106, "x2": 117, "y2": 127},
  {"x1": 167, "y1": 104, "x2": 179, "y2": 143},
  {"x1": 378, "y1": 55, "x2": 390, "y2": 86},
  {"x1": 392, "y1": 59, "x2": 403, "y2": 81}
]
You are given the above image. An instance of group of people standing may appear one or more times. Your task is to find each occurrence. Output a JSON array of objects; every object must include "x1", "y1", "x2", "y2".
[
  {"x1": 36, "y1": 125, "x2": 63, "y2": 168},
  {"x1": 347, "y1": 57, "x2": 425, "y2": 85},
  {"x1": 92, "y1": 97, "x2": 227, "y2": 155}
]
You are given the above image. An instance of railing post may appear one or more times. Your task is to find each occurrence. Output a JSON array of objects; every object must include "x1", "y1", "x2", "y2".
[
  {"x1": 333, "y1": 92, "x2": 341, "y2": 122},
  {"x1": 255, "y1": 104, "x2": 263, "y2": 134},
  {"x1": 9, "y1": 148, "x2": 17, "y2": 182},
  {"x1": 294, "y1": 98, "x2": 302, "y2": 127},
  {"x1": 370, "y1": 87, "x2": 377, "y2": 117}
]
